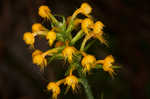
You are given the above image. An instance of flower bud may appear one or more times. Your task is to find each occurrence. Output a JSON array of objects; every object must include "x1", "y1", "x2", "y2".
[
  {"x1": 23, "y1": 32, "x2": 35, "y2": 45},
  {"x1": 38, "y1": 5, "x2": 51, "y2": 18},
  {"x1": 46, "y1": 31, "x2": 56, "y2": 47},
  {"x1": 80, "y1": 3, "x2": 92, "y2": 15},
  {"x1": 32, "y1": 23, "x2": 47, "y2": 32}
]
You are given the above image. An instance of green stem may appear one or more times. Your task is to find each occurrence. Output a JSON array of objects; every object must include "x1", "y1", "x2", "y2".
[
  {"x1": 66, "y1": 20, "x2": 73, "y2": 40},
  {"x1": 94, "y1": 64, "x2": 121, "y2": 69},
  {"x1": 66, "y1": 10, "x2": 77, "y2": 33},
  {"x1": 43, "y1": 46, "x2": 65, "y2": 56},
  {"x1": 50, "y1": 14, "x2": 72, "y2": 40},
  {"x1": 54, "y1": 15, "x2": 67, "y2": 31},
  {"x1": 49, "y1": 14, "x2": 60, "y2": 27},
  {"x1": 48, "y1": 53, "x2": 63, "y2": 64},
  {"x1": 66, "y1": 13, "x2": 78, "y2": 40},
  {"x1": 79, "y1": 78, "x2": 94, "y2": 99},
  {"x1": 70, "y1": 30, "x2": 84, "y2": 45},
  {"x1": 84, "y1": 40, "x2": 96, "y2": 51},
  {"x1": 66, "y1": 32, "x2": 72, "y2": 40},
  {"x1": 80, "y1": 37, "x2": 88, "y2": 51},
  {"x1": 66, "y1": 20, "x2": 74, "y2": 32},
  {"x1": 34, "y1": 31, "x2": 48, "y2": 36},
  {"x1": 101, "y1": 92, "x2": 104, "y2": 99}
]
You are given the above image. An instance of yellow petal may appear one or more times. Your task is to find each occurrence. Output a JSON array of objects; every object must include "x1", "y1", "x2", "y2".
[
  {"x1": 81, "y1": 18, "x2": 94, "y2": 35},
  {"x1": 38, "y1": 5, "x2": 51, "y2": 18},
  {"x1": 23, "y1": 32, "x2": 35, "y2": 45},
  {"x1": 80, "y1": 2, "x2": 92, "y2": 15},
  {"x1": 32, "y1": 23, "x2": 47, "y2": 32},
  {"x1": 96, "y1": 35, "x2": 108, "y2": 46}
]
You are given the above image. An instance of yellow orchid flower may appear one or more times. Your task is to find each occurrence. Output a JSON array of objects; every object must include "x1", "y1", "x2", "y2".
[
  {"x1": 64, "y1": 74, "x2": 79, "y2": 92},
  {"x1": 82, "y1": 20, "x2": 108, "y2": 46},
  {"x1": 93, "y1": 21, "x2": 104, "y2": 33},
  {"x1": 38, "y1": 5, "x2": 59, "y2": 26},
  {"x1": 81, "y1": 52, "x2": 96, "y2": 73},
  {"x1": 38, "y1": 5, "x2": 51, "y2": 19},
  {"x1": 32, "y1": 48, "x2": 58, "y2": 70},
  {"x1": 92, "y1": 21, "x2": 108, "y2": 46},
  {"x1": 23, "y1": 32, "x2": 35, "y2": 47},
  {"x1": 81, "y1": 18, "x2": 94, "y2": 35},
  {"x1": 62, "y1": 42, "x2": 77, "y2": 63},
  {"x1": 46, "y1": 31, "x2": 56, "y2": 47},
  {"x1": 72, "y1": 2, "x2": 92, "y2": 19},
  {"x1": 79, "y1": 2, "x2": 92, "y2": 16},
  {"x1": 47, "y1": 82, "x2": 61, "y2": 99},
  {"x1": 32, "y1": 49, "x2": 43, "y2": 57},
  {"x1": 32, "y1": 23, "x2": 48, "y2": 33},
  {"x1": 32, "y1": 50, "x2": 47, "y2": 70},
  {"x1": 96, "y1": 55, "x2": 115, "y2": 77},
  {"x1": 23, "y1": 23, "x2": 49, "y2": 47},
  {"x1": 62, "y1": 46, "x2": 77, "y2": 63}
]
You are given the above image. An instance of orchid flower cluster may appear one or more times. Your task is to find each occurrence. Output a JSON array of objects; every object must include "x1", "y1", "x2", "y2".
[{"x1": 23, "y1": 2, "x2": 119, "y2": 99}]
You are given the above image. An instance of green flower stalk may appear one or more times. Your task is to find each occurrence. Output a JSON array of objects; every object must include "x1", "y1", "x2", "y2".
[
  {"x1": 70, "y1": 30, "x2": 84, "y2": 45},
  {"x1": 79, "y1": 78, "x2": 94, "y2": 99}
]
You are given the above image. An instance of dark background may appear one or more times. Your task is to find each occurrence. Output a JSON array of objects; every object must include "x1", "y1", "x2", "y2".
[{"x1": 0, "y1": 0, "x2": 150, "y2": 99}]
